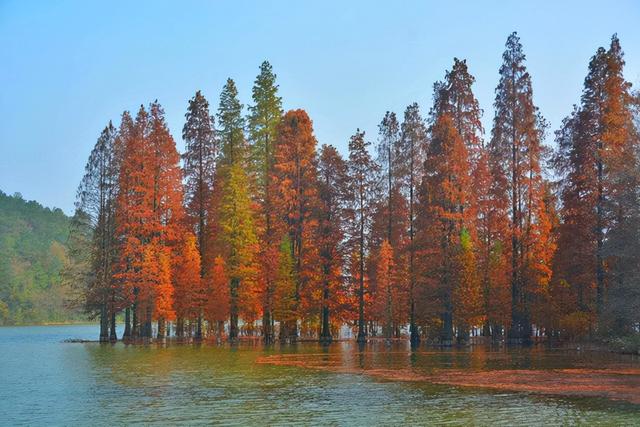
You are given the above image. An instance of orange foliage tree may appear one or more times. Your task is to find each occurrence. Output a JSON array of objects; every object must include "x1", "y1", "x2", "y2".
[
  {"x1": 205, "y1": 256, "x2": 230, "y2": 337},
  {"x1": 417, "y1": 113, "x2": 476, "y2": 344},
  {"x1": 489, "y1": 33, "x2": 554, "y2": 344},
  {"x1": 272, "y1": 109, "x2": 320, "y2": 340},
  {"x1": 172, "y1": 232, "x2": 202, "y2": 337},
  {"x1": 317, "y1": 144, "x2": 350, "y2": 342},
  {"x1": 114, "y1": 107, "x2": 154, "y2": 339},
  {"x1": 80, "y1": 43, "x2": 640, "y2": 345}
]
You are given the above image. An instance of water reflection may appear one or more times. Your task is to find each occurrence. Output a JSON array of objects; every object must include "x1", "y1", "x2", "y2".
[{"x1": 2, "y1": 325, "x2": 640, "y2": 425}]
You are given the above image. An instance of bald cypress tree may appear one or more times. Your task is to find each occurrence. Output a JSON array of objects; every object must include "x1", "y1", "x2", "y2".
[
  {"x1": 377, "y1": 112, "x2": 402, "y2": 243},
  {"x1": 214, "y1": 78, "x2": 258, "y2": 341},
  {"x1": 218, "y1": 163, "x2": 258, "y2": 341},
  {"x1": 74, "y1": 122, "x2": 119, "y2": 342},
  {"x1": 347, "y1": 129, "x2": 378, "y2": 343},
  {"x1": 399, "y1": 103, "x2": 427, "y2": 345},
  {"x1": 182, "y1": 90, "x2": 216, "y2": 339},
  {"x1": 272, "y1": 110, "x2": 320, "y2": 341},
  {"x1": 317, "y1": 144, "x2": 350, "y2": 343},
  {"x1": 143, "y1": 101, "x2": 185, "y2": 339},
  {"x1": 554, "y1": 35, "x2": 639, "y2": 334},
  {"x1": 115, "y1": 107, "x2": 152, "y2": 339},
  {"x1": 248, "y1": 61, "x2": 283, "y2": 344},
  {"x1": 431, "y1": 58, "x2": 492, "y2": 341},
  {"x1": 417, "y1": 114, "x2": 475, "y2": 345},
  {"x1": 489, "y1": 33, "x2": 552, "y2": 344}
]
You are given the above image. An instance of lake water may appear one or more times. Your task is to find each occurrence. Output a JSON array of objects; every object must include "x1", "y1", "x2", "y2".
[{"x1": 1, "y1": 325, "x2": 639, "y2": 425}]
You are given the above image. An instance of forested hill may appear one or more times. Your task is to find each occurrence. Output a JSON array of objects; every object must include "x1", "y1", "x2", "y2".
[{"x1": 0, "y1": 190, "x2": 80, "y2": 325}]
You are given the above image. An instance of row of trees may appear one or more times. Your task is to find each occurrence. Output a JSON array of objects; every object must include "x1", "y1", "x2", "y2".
[{"x1": 70, "y1": 32, "x2": 640, "y2": 345}]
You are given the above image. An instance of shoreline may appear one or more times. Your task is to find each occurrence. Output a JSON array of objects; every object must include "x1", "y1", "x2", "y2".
[
  {"x1": 0, "y1": 321, "x2": 96, "y2": 327},
  {"x1": 5, "y1": 324, "x2": 637, "y2": 356}
]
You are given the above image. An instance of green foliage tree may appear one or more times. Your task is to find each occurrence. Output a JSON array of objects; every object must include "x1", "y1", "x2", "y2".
[
  {"x1": 218, "y1": 163, "x2": 258, "y2": 341},
  {"x1": 0, "y1": 191, "x2": 77, "y2": 325},
  {"x1": 247, "y1": 61, "x2": 283, "y2": 343}
]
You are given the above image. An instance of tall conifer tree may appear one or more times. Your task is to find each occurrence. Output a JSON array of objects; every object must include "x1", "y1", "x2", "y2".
[
  {"x1": 272, "y1": 110, "x2": 320, "y2": 341},
  {"x1": 74, "y1": 122, "x2": 119, "y2": 341},
  {"x1": 182, "y1": 90, "x2": 216, "y2": 339},
  {"x1": 489, "y1": 33, "x2": 552, "y2": 344},
  {"x1": 247, "y1": 61, "x2": 283, "y2": 343},
  {"x1": 399, "y1": 103, "x2": 427, "y2": 345},
  {"x1": 317, "y1": 144, "x2": 350, "y2": 342},
  {"x1": 347, "y1": 130, "x2": 378, "y2": 343}
]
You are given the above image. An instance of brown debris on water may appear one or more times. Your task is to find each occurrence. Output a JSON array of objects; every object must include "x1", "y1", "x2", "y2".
[{"x1": 256, "y1": 353, "x2": 640, "y2": 404}]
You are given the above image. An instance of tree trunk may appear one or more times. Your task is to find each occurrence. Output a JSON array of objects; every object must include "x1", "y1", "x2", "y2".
[
  {"x1": 357, "y1": 203, "x2": 366, "y2": 344},
  {"x1": 508, "y1": 94, "x2": 523, "y2": 345},
  {"x1": 409, "y1": 143, "x2": 420, "y2": 347},
  {"x1": 441, "y1": 308, "x2": 453, "y2": 346},
  {"x1": 385, "y1": 285, "x2": 393, "y2": 341},
  {"x1": 319, "y1": 279, "x2": 332, "y2": 343},
  {"x1": 596, "y1": 150, "x2": 604, "y2": 317},
  {"x1": 280, "y1": 321, "x2": 291, "y2": 343},
  {"x1": 144, "y1": 305, "x2": 153, "y2": 339},
  {"x1": 195, "y1": 315, "x2": 203, "y2": 341},
  {"x1": 157, "y1": 318, "x2": 166, "y2": 339},
  {"x1": 217, "y1": 320, "x2": 225, "y2": 340},
  {"x1": 99, "y1": 303, "x2": 109, "y2": 342},
  {"x1": 123, "y1": 307, "x2": 131, "y2": 339},
  {"x1": 457, "y1": 323, "x2": 470, "y2": 345},
  {"x1": 109, "y1": 310, "x2": 117, "y2": 342},
  {"x1": 263, "y1": 310, "x2": 274, "y2": 344},
  {"x1": 131, "y1": 302, "x2": 139, "y2": 338},
  {"x1": 482, "y1": 323, "x2": 491, "y2": 337},
  {"x1": 176, "y1": 318, "x2": 184, "y2": 339},
  {"x1": 229, "y1": 277, "x2": 239, "y2": 341},
  {"x1": 441, "y1": 235, "x2": 453, "y2": 346}
]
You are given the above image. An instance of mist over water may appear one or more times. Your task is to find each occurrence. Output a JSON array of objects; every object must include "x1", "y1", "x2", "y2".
[{"x1": 1, "y1": 325, "x2": 639, "y2": 425}]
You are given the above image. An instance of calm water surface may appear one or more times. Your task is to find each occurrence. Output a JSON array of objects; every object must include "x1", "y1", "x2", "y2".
[{"x1": 1, "y1": 325, "x2": 639, "y2": 426}]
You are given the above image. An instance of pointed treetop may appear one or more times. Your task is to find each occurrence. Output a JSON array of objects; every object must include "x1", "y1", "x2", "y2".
[{"x1": 217, "y1": 78, "x2": 246, "y2": 165}]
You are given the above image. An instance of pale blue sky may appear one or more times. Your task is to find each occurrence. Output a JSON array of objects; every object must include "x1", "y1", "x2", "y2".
[{"x1": 1, "y1": 0, "x2": 639, "y2": 214}]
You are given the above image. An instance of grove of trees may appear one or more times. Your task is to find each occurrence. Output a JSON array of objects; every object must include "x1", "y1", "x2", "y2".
[
  {"x1": 72, "y1": 33, "x2": 640, "y2": 345},
  {"x1": 0, "y1": 191, "x2": 78, "y2": 325}
]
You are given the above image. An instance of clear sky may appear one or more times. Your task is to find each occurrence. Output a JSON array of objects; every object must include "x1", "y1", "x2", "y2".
[{"x1": 1, "y1": 0, "x2": 639, "y2": 214}]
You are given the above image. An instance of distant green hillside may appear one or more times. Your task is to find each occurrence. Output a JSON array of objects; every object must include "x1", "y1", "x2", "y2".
[{"x1": 0, "y1": 190, "x2": 81, "y2": 325}]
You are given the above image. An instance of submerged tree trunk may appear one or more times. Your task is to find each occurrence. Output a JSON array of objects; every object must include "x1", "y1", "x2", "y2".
[
  {"x1": 279, "y1": 321, "x2": 290, "y2": 343},
  {"x1": 99, "y1": 303, "x2": 109, "y2": 342},
  {"x1": 144, "y1": 305, "x2": 152, "y2": 339},
  {"x1": 319, "y1": 277, "x2": 332, "y2": 343},
  {"x1": 384, "y1": 281, "x2": 393, "y2": 341},
  {"x1": 229, "y1": 277, "x2": 239, "y2": 341},
  {"x1": 482, "y1": 323, "x2": 491, "y2": 337},
  {"x1": 263, "y1": 310, "x2": 273, "y2": 344},
  {"x1": 263, "y1": 273, "x2": 274, "y2": 344},
  {"x1": 123, "y1": 307, "x2": 131, "y2": 339},
  {"x1": 176, "y1": 318, "x2": 184, "y2": 339},
  {"x1": 596, "y1": 150, "x2": 605, "y2": 318},
  {"x1": 131, "y1": 299, "x2": 139, "y2": 338},
  {"x1": 441, "y1": 236, "x2": 454, "y2": 346},
  {"x1": 357, "y1": 203, "x2": 366, "y2": 344},
  {"x1": 157, "y1": 318, "x2": 166, "y2": 339},
  {"x1": 441, "y1": 306, "x2": 453, "y2": 346},
  {"x1": 457, "y1": 323, "x2": 470, "y2": 345},
  {"x1": 217, "y1": 320, "x2": 225, "y2": 340},
  {"x1": 110, "y1": 310, "x2": 117, "y2": 342},
  {"x1": 195, "y1": 315, "x2": 203, "y2": 341}
]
